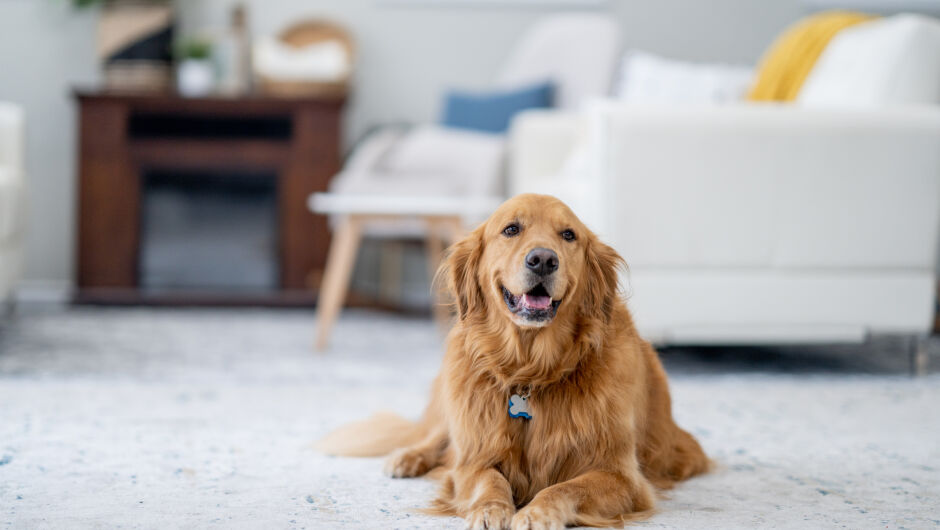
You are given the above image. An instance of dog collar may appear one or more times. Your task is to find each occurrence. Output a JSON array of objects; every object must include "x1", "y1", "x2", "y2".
[{"x1": 508, "y1": 387, "x2": 532, "y2": 419}]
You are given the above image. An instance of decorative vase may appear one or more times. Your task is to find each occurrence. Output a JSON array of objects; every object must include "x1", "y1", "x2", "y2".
[
  {"x1": 97, "y1": 0, "x2": 175, "y2": 91},
  {"x1": 176, "y1": 59, "x2": 215, "y2": 97},
  {"x1": 214, "y1": 4, "x2": 252, "y2": 96}
]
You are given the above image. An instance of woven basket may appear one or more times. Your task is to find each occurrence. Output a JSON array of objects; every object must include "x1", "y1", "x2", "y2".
[{"x1": 256, "y1": 20, "x2": 354, "y2": 98}]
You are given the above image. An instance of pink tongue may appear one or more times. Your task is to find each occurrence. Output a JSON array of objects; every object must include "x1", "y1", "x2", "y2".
[{"x1": 522, "y1": 294, "x2": 552, "y2": 310}]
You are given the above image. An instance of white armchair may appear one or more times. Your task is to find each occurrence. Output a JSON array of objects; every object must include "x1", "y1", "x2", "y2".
[
  {"x1": 325, "y1": 12, "x2": 622, "y2": 235},
  {"x1": 0, "y1": 102, "x2": 25, "y2": 307},
  {"x1": 310, "y1": 14, "x2": 621, "y2": 349}
]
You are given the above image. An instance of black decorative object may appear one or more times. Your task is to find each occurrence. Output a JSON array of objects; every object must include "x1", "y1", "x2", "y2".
[{"x1": 95, "y1": 1, "x2": 175, "y2": 90}]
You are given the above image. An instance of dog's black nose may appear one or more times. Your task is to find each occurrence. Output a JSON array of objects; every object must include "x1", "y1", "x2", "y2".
[{"x1": 525, "y1": 248, "x2": 558, "y2": 276}]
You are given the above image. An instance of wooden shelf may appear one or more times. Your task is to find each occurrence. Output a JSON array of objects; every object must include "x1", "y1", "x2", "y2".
[
  {"x1": 74, "y1": 88, "x2": 346, "y2": 114},
  {"x1": 131, "y1": 139, "x2": 291, "y2": 170}
]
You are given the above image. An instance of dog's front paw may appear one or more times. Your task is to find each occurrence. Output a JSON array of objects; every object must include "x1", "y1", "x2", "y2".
[
  {"x1": 384, "y1": 448, "x2": 432, "y2": 478},
  {"x1": 510, "y1": 505, "x2": 565, "y2": 530},
  {"x1": 466, "y1": 502, "x2": 514, "y2": 530}
]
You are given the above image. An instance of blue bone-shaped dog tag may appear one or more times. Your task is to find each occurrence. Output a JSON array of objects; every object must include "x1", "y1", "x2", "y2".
[{"x1": 508, "y1": 394, "x2": 532, "y2": 419}]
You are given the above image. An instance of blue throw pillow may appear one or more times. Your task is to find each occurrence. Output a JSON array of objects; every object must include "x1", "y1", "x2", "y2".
[{"x1": 441, "y1": 81, "x2": 555, "y2": 134}]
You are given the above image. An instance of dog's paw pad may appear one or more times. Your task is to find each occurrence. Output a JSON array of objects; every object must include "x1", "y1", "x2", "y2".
[
  {"x1": 510, "y1": 506, "x2": 564, "y2": 530},
  {"x1": 467, "y1": 503, "x2": 514, "y2": 530},
  {"x1": 384, "y1": 448, "x2": 432, "y2": 478}
]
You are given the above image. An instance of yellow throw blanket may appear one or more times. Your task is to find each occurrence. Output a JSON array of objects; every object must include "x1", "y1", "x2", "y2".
[{"x1": 748, "y1": 11, "x2": 877, "y2": 102}]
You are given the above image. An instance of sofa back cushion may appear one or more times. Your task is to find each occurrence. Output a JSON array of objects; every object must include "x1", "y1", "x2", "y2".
[
  {"x1": 616, "y1": 51, "x2": 754, "y2": 105},
  {"x1": 799, "y1": 14, "x2": 940, "y2": 106}
]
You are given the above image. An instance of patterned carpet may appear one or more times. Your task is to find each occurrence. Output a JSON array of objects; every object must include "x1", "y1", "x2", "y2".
[{"x1": 0, "y1": 307, "x2": 937, "y2": 529}]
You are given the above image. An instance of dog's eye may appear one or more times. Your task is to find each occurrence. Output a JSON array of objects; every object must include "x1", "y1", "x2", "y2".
[
  {"x1": 561, "y1": 229, "x2": 576, "y2": 242},
  {"x1": 502, "y1": 224, "x2": 520, "y2": 237}
]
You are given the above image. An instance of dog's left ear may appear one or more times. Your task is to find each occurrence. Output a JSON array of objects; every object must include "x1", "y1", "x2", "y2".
[{"x1": 580, "y1": 236, "x2": 626, "y2": 321}]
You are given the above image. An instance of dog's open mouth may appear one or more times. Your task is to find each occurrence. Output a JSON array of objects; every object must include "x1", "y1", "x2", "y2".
[{"x1": 502, "y1": 283, "x2": 561, "y2": 322}]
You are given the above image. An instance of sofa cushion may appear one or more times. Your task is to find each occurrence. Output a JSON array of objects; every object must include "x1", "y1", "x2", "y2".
[
  {"x1": 441, "y1": 81, "x2": 554, "y2": 134},
  {"x1": 799, "y1": 14, "x2": 940, "y2": 106},
  {"x1": 616, "y1": 50, "x2": 754, "y2": 105}
]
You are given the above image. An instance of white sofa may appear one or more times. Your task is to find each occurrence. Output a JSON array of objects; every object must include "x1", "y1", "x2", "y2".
[
  {"x1": 509, "y1": 14, "x2": 940, "y2": 350},
  {"x1": 0, "y1": 102, "x2": 25, "y2": 307},
  {"x1": 510, "y1": 103, "x2": 940, "y2": 346}
]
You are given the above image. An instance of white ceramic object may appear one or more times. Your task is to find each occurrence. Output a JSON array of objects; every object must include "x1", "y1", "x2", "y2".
[{"x1": 176, "y1": 59, "x2": 215, "y2": 97}]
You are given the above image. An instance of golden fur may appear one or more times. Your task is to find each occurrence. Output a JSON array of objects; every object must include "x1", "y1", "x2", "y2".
[{"x1": 317, "y1": 194, "x2": 709, "y2": 529}]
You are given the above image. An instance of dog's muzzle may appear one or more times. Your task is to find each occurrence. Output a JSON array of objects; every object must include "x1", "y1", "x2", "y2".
[{"x1": 502, "y1": 283, "x2": 561, "y2": 323}]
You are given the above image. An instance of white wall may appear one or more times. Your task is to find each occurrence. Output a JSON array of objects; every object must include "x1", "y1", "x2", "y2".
[
  {"x1": 180, "y1": 0, "x2": 802, "y2": 145},
  {"x1": 0, "y1": 0, "x2": 802, "y2": 288}
]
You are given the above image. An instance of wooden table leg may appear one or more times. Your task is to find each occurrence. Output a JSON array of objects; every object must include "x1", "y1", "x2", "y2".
[
  {"x1": 379, "y1": 240, "x2": 403, "y2": 304},
  {"x1": 315, "y1": 216, "x2": 363, "y2": 351}
]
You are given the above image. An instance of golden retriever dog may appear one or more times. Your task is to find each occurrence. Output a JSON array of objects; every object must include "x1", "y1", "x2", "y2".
[{"x1": 318, "y1": 194, "x2": 709, "y2": 529}]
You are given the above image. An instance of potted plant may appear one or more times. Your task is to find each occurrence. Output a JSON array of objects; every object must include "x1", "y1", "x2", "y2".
[
  {"x1": 72, "y1": 0, "x2": 176, "y2": 91},
  {"x1": 175, "y1": 37, "x2": 216, "y2": 97}
]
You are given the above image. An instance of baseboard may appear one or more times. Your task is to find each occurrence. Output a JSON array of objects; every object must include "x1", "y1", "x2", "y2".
[{"x1": 15, "y1": 280, "x2": 73, "y2": 306}]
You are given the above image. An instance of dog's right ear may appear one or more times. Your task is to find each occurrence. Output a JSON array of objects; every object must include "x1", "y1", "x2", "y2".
[{"x1": 438, "y1": 227, "x2": 485, "y2": 321}]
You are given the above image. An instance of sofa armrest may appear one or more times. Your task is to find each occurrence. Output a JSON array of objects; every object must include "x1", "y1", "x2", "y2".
[
  {"x1": 329, "y1": 126, "x2": 410, "y2": 193},
  {"x1": 0, "y1": 103, "x2": 25, "y2": 175},
  {"x1": 0, "y1": 167, "x2": 24, "y2": 243},
  {"x1": 507, "y1": 109, "x2": 585, "y2": 197}
]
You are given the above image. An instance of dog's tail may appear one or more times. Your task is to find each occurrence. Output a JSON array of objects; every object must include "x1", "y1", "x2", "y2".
[{"x1": 315, "y1": 411, "x2": 425, "y2": 457}]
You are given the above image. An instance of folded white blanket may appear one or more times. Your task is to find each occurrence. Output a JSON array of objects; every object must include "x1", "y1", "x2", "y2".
[{"x1": 252, "y1": 37, "x2": 350, "y2": 82}]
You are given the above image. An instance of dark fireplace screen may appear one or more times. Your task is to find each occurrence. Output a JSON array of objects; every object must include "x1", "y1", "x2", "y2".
[{"x1": 140, "y1": 170, "x2": 278, "y2": 293}]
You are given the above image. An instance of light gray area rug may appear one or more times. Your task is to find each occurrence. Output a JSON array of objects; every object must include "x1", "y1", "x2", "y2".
[{"x1": 0, "y1": 308, "x2": 938, "y2": 529}]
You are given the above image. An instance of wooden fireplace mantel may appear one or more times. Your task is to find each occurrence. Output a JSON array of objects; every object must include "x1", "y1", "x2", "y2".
[{"x1": 73, "y1": 89, "x2": 346, "y2": 305}]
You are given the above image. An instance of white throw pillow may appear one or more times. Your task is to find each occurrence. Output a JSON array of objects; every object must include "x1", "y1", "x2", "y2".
[
  {"x1": 799, "y1": 14, "x2": 940, "y2": 107},
  {"x1": 615, "y1": 50, "x2": 754, "y2": 105}
]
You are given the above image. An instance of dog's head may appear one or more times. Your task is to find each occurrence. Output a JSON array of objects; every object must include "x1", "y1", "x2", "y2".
[{"x1": 445, "y1": 194, "x2": 624, "y2": 329}]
